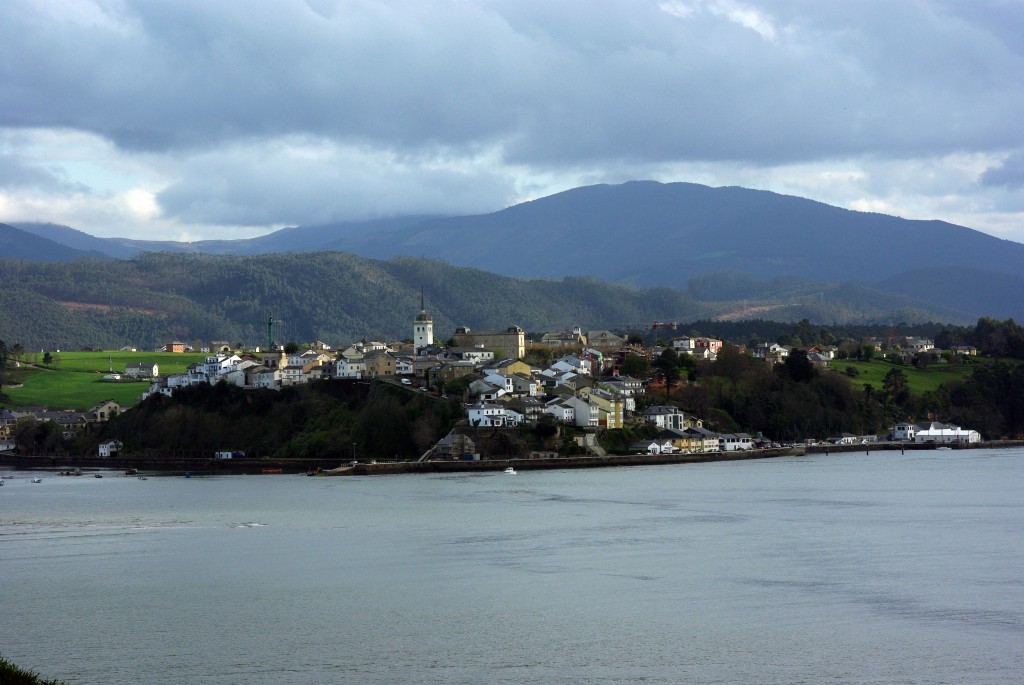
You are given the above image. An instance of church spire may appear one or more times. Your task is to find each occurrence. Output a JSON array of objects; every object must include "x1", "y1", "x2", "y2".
[{"x1": 414, "y1": 288, "x2": 433, "y2": 353}]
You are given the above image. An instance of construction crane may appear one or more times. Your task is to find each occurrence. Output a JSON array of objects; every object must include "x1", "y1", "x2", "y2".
[
  {"x1": 264, "y1": 316, "x2": 277, "y2": 351},
  {"x1": 240, "y1": 316, "x2": 282, "y2": 351}
]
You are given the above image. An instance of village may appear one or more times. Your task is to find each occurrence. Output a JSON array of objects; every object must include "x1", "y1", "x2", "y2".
[{"x1": 3, "y1": 297, "x2": 985, "y2": 462}]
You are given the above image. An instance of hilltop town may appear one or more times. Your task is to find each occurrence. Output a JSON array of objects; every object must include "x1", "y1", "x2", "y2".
[{"x1": 5, "y1": 298, "x2": 990, "y2": 463}]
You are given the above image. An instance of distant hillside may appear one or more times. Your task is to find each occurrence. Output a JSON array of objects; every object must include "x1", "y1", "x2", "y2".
[
  {"x1": 0, "y1": 222, "x2": 104, "y2": 261},
  {"x1": 9, "y1": 181, "x2": 1024, "y2": 320},
  {"x1": 0, "y1": 251, "x2": 971, "y2": 351},
  {"x1": 325, "y1": 181, "x2": 1024, "y2": 289}
]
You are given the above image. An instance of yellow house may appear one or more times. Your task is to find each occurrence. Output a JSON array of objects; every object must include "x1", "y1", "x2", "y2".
[
  {"x1": 364, "y1": 350, "x2": 397, "y2": 377},
  {"x1": 89, "y1": 400, "x2": 121, "y2": 422},
  {"x1": 580, "y1": 388, "x2": 625, "y2": 429}
]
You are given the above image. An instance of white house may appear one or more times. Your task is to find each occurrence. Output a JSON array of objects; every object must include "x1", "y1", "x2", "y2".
[
  {"x1": 482, "y1": 372, "x2": 515, "y2": 394},
  {"x1": 673, "y1": 336, "x2": 723, "y2": 355},
  {"x1": 543, "y1": 401, "x2": 575, "y2": 423},
  {"x1": 508, "y1": 373, "x2": 542, "y2": 396},
  {"x1": 629, "y1": 440, "x2": 665, "y2": 455},
  {"x1": 563, "y1": 395, "x2": 599, "y2": 428},
  {"x1": 125, "y1": 362, "x2": 158, "y2": 378},
  {"x1": 897, "y1": 421, "x2": 981, "y2": 444},
  {"x1": 335, "y1": 357, "x2": 366, "y2": 379},
  {"x1": 98, "y1": 439, "x2": 123, "y2": 457},
  {"x1": 550, "y1": 355, "x2": 591, "y2": 376},
  {"x1": 719, "y1": 433, "x2": 754, "y2": 451},
  {"x1": 247, "y1": 366, "x2": 282, "y2": 389},
  {"x1": 467, "y1": 403, "x2": 518, "y2": 427},
  {"x1": 643, "y1": 405, "x2": 698, "y2": 430}
]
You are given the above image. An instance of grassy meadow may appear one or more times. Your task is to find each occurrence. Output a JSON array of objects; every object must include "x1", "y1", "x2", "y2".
[
  {"x1": 835, "y1": 356, "x2": 987, "y2": 394},
  {"x1": 2, "y1": 351, "x2": 208, "y2": 411}
]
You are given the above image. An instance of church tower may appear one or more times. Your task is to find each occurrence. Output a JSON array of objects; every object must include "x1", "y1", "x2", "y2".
[{"x1": 413, "y1": 290, "x2": 433, "y2": 354}]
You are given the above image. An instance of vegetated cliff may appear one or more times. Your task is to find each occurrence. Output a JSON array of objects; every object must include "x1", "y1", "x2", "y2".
[{"x1": 99, "y1": 379, "x2": 462, "y2": 461}]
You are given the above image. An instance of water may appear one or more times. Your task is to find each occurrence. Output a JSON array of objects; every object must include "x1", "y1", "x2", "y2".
[{"x1": 2, "y1": 449, "x2": 1022, "y2": 684}]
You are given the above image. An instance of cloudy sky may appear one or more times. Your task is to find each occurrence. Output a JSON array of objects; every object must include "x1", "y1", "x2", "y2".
[{"x1": 2, "y1": 0, "x2": 1023, "y2": 242}]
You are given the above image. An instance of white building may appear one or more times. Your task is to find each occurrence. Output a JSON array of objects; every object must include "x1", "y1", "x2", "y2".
[
  {"x1": 414, "y1": 294, "x2": 434, "y2": 354},
  {"x1": 466, "y1": 403, "x2": 518, "y2": 427},
  {"x1": 98, "y1": 440, "x2": 123, "y2": 457},
  {"x1": 719, "y1": 433, "x2": 754, "y2": 451},
  {"x1": 894, "y1": 422, "x2": 981, "y2": 444}
]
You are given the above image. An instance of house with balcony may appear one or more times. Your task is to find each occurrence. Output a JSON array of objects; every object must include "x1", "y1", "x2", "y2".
[
  {"x1": 467, "y1": 403, "x2": 518, "y2": 428},
  {"x1": 643, "y1": 405, "x2": 702, "y2": 430}
]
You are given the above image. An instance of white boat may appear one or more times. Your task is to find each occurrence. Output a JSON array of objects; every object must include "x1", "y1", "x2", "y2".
[
  {"x1": 503, "y1": 466, "x2": 517, "y2": 475},
  {"x1": 31, "y1": 477, "x2": 43, "y2": 483}
]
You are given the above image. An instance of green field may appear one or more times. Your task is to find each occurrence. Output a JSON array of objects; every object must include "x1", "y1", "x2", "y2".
[
  {"x1": 2, "y1": 351, "x2": 208, "y2": 410},
  {"x1": 836, "y1": 357, "x2": 988, "y2": 394},
  {"x1": 19, "y1": 351, "x2": 208, "y2": 374}
]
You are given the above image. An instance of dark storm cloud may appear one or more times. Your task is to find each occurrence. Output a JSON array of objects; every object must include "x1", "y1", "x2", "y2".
[
  {"x1": 0, "y1": 1, "x2": 1022, "y2": 238},
  {"x1": 3, "y1": 1, "x2": 1020, "y2": 164}
]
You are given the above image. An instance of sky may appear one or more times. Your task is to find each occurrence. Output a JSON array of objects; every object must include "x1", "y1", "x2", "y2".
[{"x1": 1, "y1": 0, "x2": 1023, "y2": 243}]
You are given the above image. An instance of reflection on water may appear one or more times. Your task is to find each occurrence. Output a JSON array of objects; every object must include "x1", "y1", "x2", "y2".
[{"x1": 2, "y1": 449, "x2": 1022, "y2": 684}]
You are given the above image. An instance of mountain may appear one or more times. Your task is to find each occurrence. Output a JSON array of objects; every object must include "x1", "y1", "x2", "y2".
[
  {"x1": 0, "y1": 251, "x2": 971, "y2": 352},
  {"x1": 322, "y1": 181, "x2": 1024, "y2": 287},
  {"x1": 0, "y1": 222, "x2": 106, "y2": 261},
  {"x1": 8, "y1": 181, "x2": 1024, "y2": 320}
]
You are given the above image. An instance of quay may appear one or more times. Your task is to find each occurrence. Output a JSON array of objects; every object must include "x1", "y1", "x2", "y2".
[{"x1": 3, "y1": 441, "x2": 1021, "y2": 477}]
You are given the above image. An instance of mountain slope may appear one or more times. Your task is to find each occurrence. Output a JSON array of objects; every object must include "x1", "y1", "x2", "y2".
[
  {"x1": 8, "y1": 181, "x2": 1023, "y2": 321},
  {"x1": 0, "y1": 223, "x2": 104, "y2": 261},
  {"x1": 325, "y1": 181, "x2": 1024, "y2": 287},
  {"x1": 0, "y1": 251, "x2": 972, "y2": 351}
]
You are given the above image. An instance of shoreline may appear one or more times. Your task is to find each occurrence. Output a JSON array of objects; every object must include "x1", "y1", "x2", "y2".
[{"x1": 3, "y1": 441, "x2": 1021, "y2": 476}]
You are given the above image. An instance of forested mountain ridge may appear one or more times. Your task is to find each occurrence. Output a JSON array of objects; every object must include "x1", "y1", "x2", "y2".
[
  {"x1": 0, "y1": 222, "x2": 104, "y2": 261},
  {"x1": 9, "y1": 181, "x2": 1024, "y2": 320},
  {"x1": 0, "y1": 250, "x2": 970, "y2": 351}
]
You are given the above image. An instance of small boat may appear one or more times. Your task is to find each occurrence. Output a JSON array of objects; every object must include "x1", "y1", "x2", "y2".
[
  {"x1": 137, "y1": 475, "x2": 148, "y2": 480},
  {"x1": 503, "y1": 466, "x2": 517, "y2": 475},
  {"x1": 95, "y1": 473, "x2": 104, "y2": 478},
  {"x1": 31, "y1": 477, "x2": 43, "y2": 483}
]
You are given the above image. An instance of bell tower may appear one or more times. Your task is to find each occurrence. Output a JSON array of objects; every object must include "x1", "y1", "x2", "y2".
[{"x1": 413, "y1": 289, "x2": 433, "y2": 354}]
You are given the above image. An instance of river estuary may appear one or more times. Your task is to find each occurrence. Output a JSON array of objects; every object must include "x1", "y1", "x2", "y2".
[{"x1": 2, "y1": 448, "x2": 1022, "y2": 684}]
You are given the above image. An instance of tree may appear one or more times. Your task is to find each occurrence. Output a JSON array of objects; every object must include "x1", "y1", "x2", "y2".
[
  {"x1": 782, "y1": 350, "x2": 816, "y2": 383},
  {"x1": 653, "y1": 348, "x2": 681, "y2": 397},
  {"x1": 883, "y1": 367, "x2": 910, "y2": 405},
  {"x1": 618, "y1": 353, "x2": 650, "y2": 379}
]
